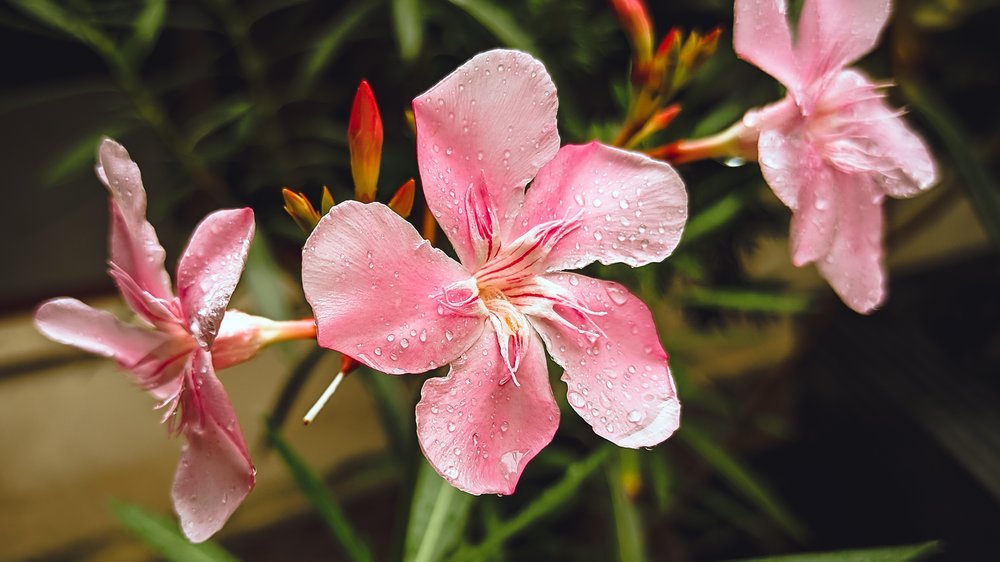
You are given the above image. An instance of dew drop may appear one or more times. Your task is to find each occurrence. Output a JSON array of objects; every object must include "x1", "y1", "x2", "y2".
[{"x1": 568, "y1": 391, "x2": 586, "y2": 407}]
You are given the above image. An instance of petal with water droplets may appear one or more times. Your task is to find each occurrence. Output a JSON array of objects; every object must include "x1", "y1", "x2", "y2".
[
  {"x1": 796, "y1": 0, "x2": 891, "y2": 84},
  {"x1": 529, "y1": 273, "x2": 680, "y2": 448},
  {"x1": 413, "y1": 49, "x2": 560, "y2": 269},
  {"x1": 415, "y1": 326, "x2": 558, "y2": 495},
  {"x1": 302, "y1": 202, "x2": 486, "y2": 374},
  {"x1": 172, "y1": 350, "x2": 254, "y2": 543},
  {"x1": 98, "y1": 139, "x2": 173, "y2": 300},
  {"x1": 176, "y1": 208, "x2": 255, "y2": 349},
  {"x1": 733, "y1": 0, "x2": 801, "y2": 95},
  {"x1": 512, "y1": 142, "x2": 687, "y2": 271}
]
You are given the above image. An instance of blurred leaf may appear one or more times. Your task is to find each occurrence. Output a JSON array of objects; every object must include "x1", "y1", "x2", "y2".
[
  {"x1": 691, "y1": 99, "x2": 747, "y2": 138},
  {"x1": 404, "y1": 460, "x2": 475, "y2": 562},
  {"x1": 680, "y1": 190, "x2": 753, "y2": 248},
  {"x1": 294, "y1": 0, "x2": 382, "y2": 98},
  {"x1": 393, "y1": 0, "x2": 423, "y2": 61},
  {"x1": 124, "y1": 0, "x2": 167, "y2": 63},
  {"x1": 900, "y1": 79, "x2": 1000, "y2": 248},
  {"x1": 187, "y1": 97, "x2": 255, "y2": 147},
  {"x1": 262, "y1": 347, "x2": 327, "y2": 449},
  {"x1": 358, "y1": 370, "x2": 412, "y2": 460},
  {"x1": 723, "y1": 541, "x2": 942, "y2": 562},
  {"x1": 451, "y1": 446, "x2": 612, "y2": 561},
  {"x1": 447, "y1": 0, "x2": 538, "y2": 53},
  {"x1": 266, "y1": 422, "x2": 374, "y2": 562},
  {"x1": 244, "y1": 232, "x2": 293, "y2": 321},
  {"x1": 9, "y1": 0, "x2": 116, "y2": 57},
  {"x1": 678, "y1": 287, "x2": 813, "y2": 314},
  {"x1": 681, "y1": 423, "x2": 808, "y2": 542},
  {"x1": 607, "y1": 452, "x2": 647, "y2": 562},
  {"x1": 646, "y1": 449, "x2": 674, "y2": 513},
  {"x1": 109, "y1": 500, "x2": 238, "y2": 562},
  {"x1": 44, "y1": 125, "x2": 132, "y2": 187}
]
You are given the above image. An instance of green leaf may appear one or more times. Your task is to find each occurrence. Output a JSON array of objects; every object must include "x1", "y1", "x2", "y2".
[
  {"x1": 900, "y1": 79, "x2": 1000, "y2": 249},
  {"x1": 124, "y1": 0, "x2": 167, "y2": 63},
  {"x1": 677, "y1": 287, "x2": 813, "y2": 314},
  {"x1": 723, "y1": 541, "x2": 942, "y2": 562},
  {"x1": 262, "y1": 347, "x2": 327, "y2": 449},
  {"x1": 680, "y1": 423, "x2": 808, "y2": 542},
  {"x1": 244, "y1": 232, "x2": 293, "y2": 322},
  {"x1": 187, "y1": 97, "x2": 255, "y2": 147},
  {"x1": 293, "y1": 0, "x2": 381, "y2": 98},
  {"x1": 680, "y1": 190, "x2": 753, "y2": 248},
  {"x1": 404, "y1": 460, "x2": 475, "y2": 562},
  {"x1": 450, "y1": 446, "x2": 612, "y2": 561},
  {"x1": 392, "y1": 0, "x2": 423, "y2": 61},
  {"x1": 44, "y1": 126, "x2": 132, "y2": 187},
  {"x1": 109, "y1": 500, "x2": 239, "y2": 562},
  {"x1": 9, "y1": 0, "x2": 117, "y2": 57},
  {"x1": 266, "y1": 422, "x2": 374, "y2": 562},
  {"x1": 358, "y1": 370, "x2": 412, "y2": 460},
  {"x1": 447, "y1": 0, "x2": 537, "y2": 52},
  {"x1": 606, "y1": 451, "x2": 647, "y2": 562}
]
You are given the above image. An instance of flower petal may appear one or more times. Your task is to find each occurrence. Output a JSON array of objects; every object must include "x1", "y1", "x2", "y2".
[
  {"x1": 172, "y1": 350, "x2": 254, "y2": 543},
  {"x1": 34, "y1": 297, "x2": 168, "y2": 368},
  {"x1": 796, "y1": 0, "x2": 891, "y2": 84},
  {"x1": 788, "y1": 164, "x2": 838, "y2": 266},
  {"x1": 176, "y1": 208, "x2": 255, "y2": 349},
  {"x1": 415, "y1": 325, "x2": 558, "y2": 495},
  {"x1": 816, "y1": 172, "x2": 886, "y2": 314},
  {"x1": 529, "y1": 273, "x2": 680, "y2": 448},
  {"x1": 749, "y1": 97, "x2": 814, "y2": 209},
  {"x1": 413, "y1": 49, "x2": 560, "y2": 268},
  {"x1": 826, "y1": 70, "x2": 938, "y2": 197},
  {"x1": 97, "y1": 138, "x2": 173, "y2": 300},
  {"x1": 302, "y1": 202, "x2": 487, "y2": 374},
  {"x1": 511, "y1": 142, "x2": 687, "y2": 271},
  {"x1": 733, "y1": 0, "x2": 801, "y2": 94}
]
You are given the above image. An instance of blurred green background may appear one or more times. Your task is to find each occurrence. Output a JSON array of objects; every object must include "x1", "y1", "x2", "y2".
[{"x1": 0, "y1": 0, "x2": 997, "y2": 561}]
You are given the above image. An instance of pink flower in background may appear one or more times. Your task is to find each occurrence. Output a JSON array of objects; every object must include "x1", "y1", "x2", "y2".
[
  {"x1": 302, "y1": 50, "x2": 687, "y2": 494},
  {"x1": 734, "y1": 0, "x2": 937, "y2": 313},
  {"x1": 34, "y1": 139, "x2": 310, "y2": 541}
]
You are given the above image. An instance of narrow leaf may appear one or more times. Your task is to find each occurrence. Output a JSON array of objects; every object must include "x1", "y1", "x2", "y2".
[
  {"x1": 266, "y1": 422, "x2": 374, "y2": 562},
  {"x1": 44, "y1": 126, "x2": 131, "y2": 187},
  {"x1": 679, "y1": 190, "x2": 752, "y2": 247},
  {"x1": 294, "y1": 0, "x2": 381, "y2": 98},
  {"x1": 109, "y1": 501, "x2": 239, "y2": 562},
  {"x1": 723, "y1": 541, "x2": 942, "y2": 562},
  {"x1": 244, "y1": 232, "x2": 293, "y2": 321},
  {"x1": 451, "y1": 446, "x2": 612, "y2": 561},
  {"x1": 404, "y1": 460, "x2": 475, "y2": 562},
  {"x1": 124, "y1": 0, "x2": 167, "y2": 63},
  {"x1": 447, "y1": 0, "x2": 537, "y2": 52},
  {"x1": 680, "y1": 424, "x2": 808, "y2": 541},
  {"x1": 187, "y1": 97, "x2": 255, "y2": 147},
  {"x1": 678, "y1": 287, "x2": 813, "y2": 314},
  {"x1": 607, "y1": 451, "x2": 647, "y2": 562},
  {"x1": 900, "y1": 79, "x2": 1000, "y2": 248},
  {"x1": 392, "y1": 0, "x2": 423, "y2": 61}
]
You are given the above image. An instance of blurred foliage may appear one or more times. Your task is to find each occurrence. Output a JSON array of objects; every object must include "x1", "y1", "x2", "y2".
[{"x1": 4, "y1": 0, "x2": 998, "y2": 560}]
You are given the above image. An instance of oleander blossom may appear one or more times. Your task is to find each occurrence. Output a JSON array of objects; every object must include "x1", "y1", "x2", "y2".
[
  {"x1": 34, "y1": 139, "x2": 311, "y2": 542},
  {"x1": 732, "y1": 0, "x2": 938, "y2": 313},
  {"x1": 302, "y1": 50, "x2": 688, "y2": 494}
]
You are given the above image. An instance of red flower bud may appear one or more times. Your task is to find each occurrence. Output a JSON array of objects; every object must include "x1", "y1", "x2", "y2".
[{"x1": 349, "y1": 80, "x2": 383, "y2": 203}]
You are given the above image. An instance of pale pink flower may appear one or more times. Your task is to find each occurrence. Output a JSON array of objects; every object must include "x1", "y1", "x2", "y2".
[
  {"x1": 302, "y1": 50, "x2": 687, "y2": 494},
  {"x1": 34, "y1": 139, "x2": 310, "y2": 541},
  {"x1": 734, "y1": 0, "x2": 937, "y2": 313}
]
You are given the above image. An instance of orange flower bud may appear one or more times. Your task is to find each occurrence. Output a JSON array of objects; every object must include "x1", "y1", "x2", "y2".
[
  {"x1": 610, "y1": 0, "x2": 654, "y2": 82},
  {"x1": 349, "y1": 80, "x2": 383, "y2": 203},
  {"x1": 282, "y1": 188, "x2": 322, "y2": 234},
  {"x1": 320, "y1": 185, "x2": 335, "y2": 215},
  {"x1": 388, "y1": 178, "x2": 416, "y2": 218},
  {"x1": 626, "y1": 104, "x2": 681, "y2": 149}
]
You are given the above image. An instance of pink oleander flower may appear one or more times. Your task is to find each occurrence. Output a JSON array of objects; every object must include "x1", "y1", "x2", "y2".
[
  {"x1": 34, "y1": 139, "x2": 313, "y2": 542},
  {"x1": 302, "y1": 50, "x2": 688, "y2": 494},
  {"x1": 733, "y1": 0, "x2": 938, "y2": 313}
]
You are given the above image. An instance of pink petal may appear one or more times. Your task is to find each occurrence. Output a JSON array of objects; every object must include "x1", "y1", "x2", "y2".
[
  {"x1": 176, "y1": 208, "x2": 255, "y2": 349},
  {"x1": 733, "y1": 0, "x2": 801, "y2": 94},
  {"x1": 415, "y1": 326, "x2": 559, "y2": 495},
  {"x1": 749, "y1": 96, "x2": 813, "y2": 209},
  {"x1": 796, "y1": 0, "x2": 891, "y2": 84},
  {"x1": 34, "y1": 297, "x2": 168, "y2": 368},
  {"x1": 788, "y1": 165, "x2": 838, "y2": 266},
  {"x1": 816, "y1": 172, "x2": 886, "y2": 314},
  {"x1": 511, "y1": 142, "x2": 687, "y2": 271},
  {"x1": 172, "y1": 350, "x2": 254, "y2": 543},
  {"x1": 529, "y1": 273, "x2": 680, "y2": 448},
  {"x1": 108, "y1": 261, "x2": 183, "y2": 328},
  {"x1": 302, "y1": 202, "x2": 487, "y2": 374},
  {"x1": 413, "y1": 49, "x2": 560, "y2": 268},
  {"x1": 97, "y1": 138, "x2": 173, "y2": 300},
  {"x1": 826, "y1": 70, "x2": 938, "y2": 198}
]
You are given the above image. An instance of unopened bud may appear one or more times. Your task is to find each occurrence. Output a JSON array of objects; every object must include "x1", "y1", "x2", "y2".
[
  {"x1": 282, "y1": 188, "x2": 322, "y2": 234},
  {"x1": 627, "y1": 104, "x2": 681, "y2": 149},
  {"x1": 388, "y1": 179, "x2": 416, "y2": 218},
  {"x1": 610, "y1": 0, "x2": 654, "y2": 83},
  {"x1": 349, "y1": 80, "x2": 383, "y2": 203},
  {"x1": 320, "y1": 186, "x2": 335, "y2": 215}
]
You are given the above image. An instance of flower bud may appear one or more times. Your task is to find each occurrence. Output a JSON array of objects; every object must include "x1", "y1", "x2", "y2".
[
  {"x1": 349, "y1": 80, "x2": 383, "y2": 203},
  {"x1": 388, "y1": 179, "x2": 416, "y2": 218},
  {"x1": 610, "y1": 0, "x2": 654, "y2": 83},
  {"x1": 282, "y1": 188, "x2": 322, "y2": 234}
]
